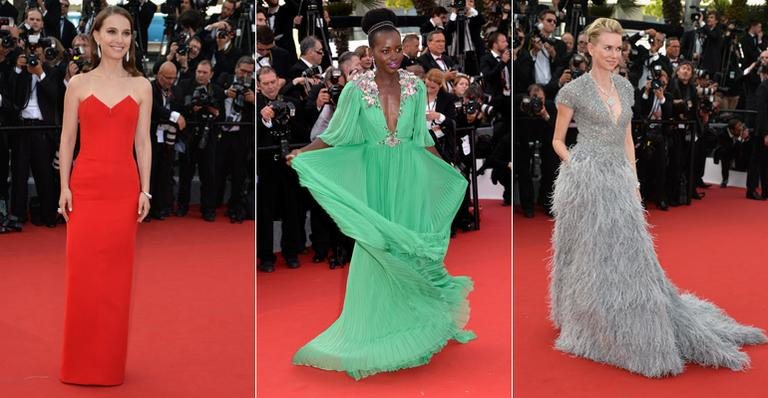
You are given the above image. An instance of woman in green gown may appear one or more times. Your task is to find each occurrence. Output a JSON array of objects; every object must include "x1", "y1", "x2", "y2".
[{"x1": 285, "y1": 9, "x2": 476, "y2": 380}]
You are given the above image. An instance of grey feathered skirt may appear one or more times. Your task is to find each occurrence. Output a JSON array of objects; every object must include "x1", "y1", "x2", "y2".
[{"x1": 548, "y1": 148, "x2": 767, "y2": 377}]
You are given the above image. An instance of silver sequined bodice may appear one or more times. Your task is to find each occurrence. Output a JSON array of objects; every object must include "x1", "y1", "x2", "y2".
[{"x1": 555, "y1": 73, "x2": 635, "y2": 161}]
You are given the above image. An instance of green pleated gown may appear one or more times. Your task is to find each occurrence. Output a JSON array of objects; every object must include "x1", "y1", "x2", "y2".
[{"x1": 290, "y1": 69, "x2": 476, "y2": 380}]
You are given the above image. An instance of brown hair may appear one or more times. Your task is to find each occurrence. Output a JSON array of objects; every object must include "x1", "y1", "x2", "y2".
[
  {"x1": 425, "y1": 68, "x2": 445, "y2": 87},
  {"x1": 88, "y1": 6, "x2": 142, "y2": 77}
]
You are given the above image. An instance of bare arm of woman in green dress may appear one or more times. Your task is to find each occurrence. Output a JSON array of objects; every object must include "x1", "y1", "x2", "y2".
[{"x1": 285, "y1": 139, "x2": 330, "y2": 166}]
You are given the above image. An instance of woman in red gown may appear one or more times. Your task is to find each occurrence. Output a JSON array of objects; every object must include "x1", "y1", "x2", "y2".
[{"x1": 57, "y1": 6, "x2": 153, "y2": 386}]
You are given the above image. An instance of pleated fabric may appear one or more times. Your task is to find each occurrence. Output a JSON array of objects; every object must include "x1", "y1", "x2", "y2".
[
  {"x1": 289, "y1": 70, "x2": 476, "y2": 380},
  {"x1": 549, "y1": 73, "x2": 767, "y2": 378}
]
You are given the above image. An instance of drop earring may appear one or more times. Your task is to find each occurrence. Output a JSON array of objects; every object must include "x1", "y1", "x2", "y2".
[
  {"x1": 96, "y1": 43, "x2": 102, "y2": 58},
  {"x1": 125, "y1": 50, "x2": 129, "y2": 62}
]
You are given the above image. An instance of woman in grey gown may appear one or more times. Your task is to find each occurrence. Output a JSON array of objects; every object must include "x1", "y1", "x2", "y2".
[{"x1": 549, "y1": 17, "x2": 767, "y2": 377}]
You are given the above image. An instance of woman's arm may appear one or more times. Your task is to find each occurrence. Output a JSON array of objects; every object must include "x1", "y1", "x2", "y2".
[
  {"x1": 134, "y1": 78, "x2": 153, "y2": 221},
  {"x1": 552, "y1": 102, "x2": 573, "y2": 162},
  {"x1": 624, "y1": 121, "x2": 639, "y2": 185},
  {"x1": 57, "y1": 73, "x2": 82, "y2": 221}
]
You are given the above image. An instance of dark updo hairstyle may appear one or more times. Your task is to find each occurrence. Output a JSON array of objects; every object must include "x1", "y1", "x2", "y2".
[
  {"x1": 361, "y1": 8, "x2": 399, "y2": 48},
  {"x1": 88, "y1": 6, "x2": 142, "y2": 77}
]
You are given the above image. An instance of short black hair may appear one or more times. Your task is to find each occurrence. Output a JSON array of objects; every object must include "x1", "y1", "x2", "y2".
[
  {"x1": 431, "y1": 6, "x2": 448, "y2": 17},
  {"x1": 257, "y1": 26, "x2": 275, "y2": 45},
  {"x1": 361, "y1": 8, "x2": 399, "y2": 48}
]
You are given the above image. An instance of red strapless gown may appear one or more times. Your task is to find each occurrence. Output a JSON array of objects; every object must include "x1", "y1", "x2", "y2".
[{"x1": 60, "y1": 95, "x2": 140, "y2": 386}]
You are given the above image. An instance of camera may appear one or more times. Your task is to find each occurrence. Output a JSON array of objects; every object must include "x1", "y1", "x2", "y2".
[
  {"x1": 269, "y1": 100, "x2": 296, "y2": 126},
  {"x1": 521, "y1": 95, "x2": 544, "y2": 116},
  {"x1": 0, "y1": 17, "x2": 11, "y2": 27},
  {"x1": 68, "y1": 46, "x2": 89, "y2": 70},
  {"x1": 38, "y1": 37, "x2": 57, "y2": 61},
  {"x1": 0, "y1": 30, "x2": 15, "y2": 49},
  {"x1": 325, "y1": 67, "x2": 343, "y2": 106},
  {"x1": 160, "y1": 0, "x2": 178, "y2": 14},
  {"x1": 690, "y1": 6, "x2": 707, "y2": 22},
  {"x1": 231, "y1": 77, "x2": 252, "y2": 112},
  {"x1": 27, "y1": 52, "x2": 39, "y2": 67},
  {"x1": 173, "y1": 33, "x2": 190, "y2": 55},
  {"x1": 700, "y1": 95, "x2": 715, "y2": 113},
  {"x1": 217, "y1": 29, "x2": 233, "y2": 40},
  {"x1": 649, "y1": 64, "x2": 664, "y2": 90},
  {"x1": 451, "y1": 0, "x2": 466, "y2": 10},
  {"x1": 302, "y1": 65, "x2": 323, "y2": 79},
  {"x1": 186, "y1": 85, "x2": 213, "y2": 108}
]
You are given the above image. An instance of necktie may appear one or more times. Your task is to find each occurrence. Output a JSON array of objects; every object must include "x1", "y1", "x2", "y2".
[{"x1": 61, "y1": 17, "x2": 65, "y2": 38}]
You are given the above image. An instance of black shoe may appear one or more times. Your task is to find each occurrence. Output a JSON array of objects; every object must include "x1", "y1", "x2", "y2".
[
  {"x1": 746, "y1": 191, "x2": 766, "y2": 200},
  {"x1": 175, "y1": 204, "x2": 189, "y2": 217},
  {"x1": 329, "y1": 257, "x2": 341, "y2": 269},
  {"x1": 151, "y1": 210, "x2": 166, "y2": 220},
  {"x1": 286, "y1": 257, "x2": 300, "y2": 268},
  {"x1": 657, "y1": 200, "x2": 669, "y2": 210},
  {"x1": 258, "y1": 260, "x2": 275, "y2": 273},
  {"x1": 523, "y1": 208, "x2": 534, "y2": 218},
  {"x1": 312, "y1": 253, "x2": 327, "y2": 263},
  {"x1": 720, "y1": 180, "x2": 728, "y2": 188},
  {"x1": 696, "y1": 180, "x2": 711, "y2": 188},
  {"x1": 692, "y1": 191, "x2": 705, "y2": 200},
  {"x1": 202, "y1": 212, "x2": 216, "y2": 222}
]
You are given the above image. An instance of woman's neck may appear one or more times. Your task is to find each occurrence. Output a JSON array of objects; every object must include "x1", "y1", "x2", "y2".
[
  {"x1": 590, "y1": 66, "x2": 613, "y2": 89},
  {"x1": 375, "y1": 68, "x2": 398, "y2": 82},
  {"x1": 94, "y1": 58, "x2": 128, "y2": 77}
]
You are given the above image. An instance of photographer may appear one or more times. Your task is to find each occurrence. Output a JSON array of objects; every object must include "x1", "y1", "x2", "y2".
[
  {"x1": 532, "y1": 9, "x2": 567, "y2": 68},
  {"x1": 0, "y1": 30, "x2": 17, "y2": 213},
  {"x1": 255, "y1": 25, "x2": 292, "y2": 79},
  {"x1": 445, "y1": 0, "x2": 486, "y2": 75},
  {"x1": 215, "y1": 55, "x2": 254, "y2": 223},
  {"x1": 420, "y1": 6, "x2": 449, "y2": 48},
  {"x1": 668, "y1": 60, "x2": 709, "y2": 191},
  {"x1": 262, "y1": 0, "x2": 297, "y2": 62},
  {"x1": 743, "y1": 50, "x2": 768, "y2": 110},
  {"x1": 742, "y1": 20, "x2": 765, "y2": 67},
  {"x1": 173, "y1": 60, "x2": 224, "y2": 221},
  {"x1": 63, "y1": 33, "x2": 92, "y2": 83},
  {"x1": 399, "y1": 33, "x2": 420, "y2": 70},
  {"x1": 51, "y1": 0, "x2": 76, "y2": 50},
  {"x1": 514, "y1": 83, "x2": 556, "y2": 218},
  {"x1": 149, "y1": 61, "x2": 186, "y2": 220},
  {"x1": 714, "y1": 118, "x2": 750, "y2": 189},
  {"x1": 118, "y1": 0, "x2": 156, "y2": 55},
  {"x1": 749, "y1": 65, "x2": 768, "y2": 200},
  {"x1": 209, "y1": 19, "x2": 242, "y2": 81},
  {"x1": 681, "y1": 10, "x2": 724, "y2": 76},
  {"x1": 7, "y1": 33, "x2": 63, "y2": 226},
  {"x1": 637, "y1": 68, "x2": 675, "y2": 210},
  {"x1": 256, "y1": 66, "x2": 303, "y2": 272},
  {"x1": 293, "y1": 0, "x2": 332, "y2": 69}
]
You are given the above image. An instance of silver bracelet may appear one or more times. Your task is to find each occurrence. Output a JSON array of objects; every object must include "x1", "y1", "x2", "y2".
[{"x1": 141, "y1": 191, "x2": 153, "y2": 200}]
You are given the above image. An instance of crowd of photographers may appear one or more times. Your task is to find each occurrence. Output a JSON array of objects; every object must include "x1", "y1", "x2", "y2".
[
  {"x1": 513, "y1": 4, "x2": 768, "y2": 218},
  {"x1": 256, "y1": 1, "x2": 512, "y2": 272},
  {"x1": 0, "y1": 0, "x2": 256, "y2": 233}
]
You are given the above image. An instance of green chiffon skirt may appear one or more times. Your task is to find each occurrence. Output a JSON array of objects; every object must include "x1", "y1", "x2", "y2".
[{"x1": 290, "y1": 141, "x2": 476, "y2": 380}]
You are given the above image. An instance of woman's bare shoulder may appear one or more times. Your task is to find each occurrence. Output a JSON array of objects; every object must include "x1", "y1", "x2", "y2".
[{"x1": 131, "y1": 76, "x2": 152, "y2": 102}]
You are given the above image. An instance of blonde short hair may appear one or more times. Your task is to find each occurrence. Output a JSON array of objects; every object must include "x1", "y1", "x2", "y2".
[{"x1": 583, "y1": 17, "x2": 624, "y2": 45}]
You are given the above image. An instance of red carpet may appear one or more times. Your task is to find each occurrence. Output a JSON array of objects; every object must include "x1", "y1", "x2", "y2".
[
  {"x1": 0, "y1": 212, "x2": 254, "y2": 397},
  {"x1": 514, "y1": 187, "x2": 768, "y2": 398},
  {"x1": 257, "y1": 200, "x2": 511, "y2": 398}
]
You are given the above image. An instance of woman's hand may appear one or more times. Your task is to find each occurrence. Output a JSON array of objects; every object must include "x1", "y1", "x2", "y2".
[
  {"x1": 58, "y1": 188, "x2": 73, "y2": 222},
  {"x1": 137, "y1": 193, "x2": 150, "y2": 222},
  {"x1": 285, "y1": 149, "x2": 302, "y2": 166}
]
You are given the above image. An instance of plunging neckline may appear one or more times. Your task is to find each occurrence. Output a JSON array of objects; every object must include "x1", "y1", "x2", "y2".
[
  {"x1": 587, "y1": 73, "x2": 622, "y2": 127},
  {"x1": 372, "y1": 75, "x2": 403, "y2": 136}
]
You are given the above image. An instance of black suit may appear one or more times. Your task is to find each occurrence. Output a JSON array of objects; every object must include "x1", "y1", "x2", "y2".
[
  {"x1": 173, "y1": 78, "x2": 226, "y2": 217},
  {"x1": 741, "y1": 33, "x2": 764, "y2": 66},
  {"x1": 259, "y1": 45, "x2": 293, "y2": 79},
  {"x1": 0, "y1": 1, "x2": 19, "y2": 22},
  {"x1": 749, "y1": 79, "x2": 768, "y2": 197},
  {"x1": 266, "y1": 5, "x2": 298, "y2": 63},
  {"x1": 420, "y1": 21, "x2": 452, "y2": 49},
  {"x1": 8, "y1": 65, "x2": 63, "y2": 224},
  {"x1": 294, "y1": 0, "x2": 331, "y2": 68},
  {"x1": 417, "y1": 52, "x2": 457, "y2": 74},
  {"x1": 212, "y1": 43, "x2": 242, "y2": 82},
  {"x1": 637, "y1": 91, "x2": 676, "y2": 203},
  {"x1": 149, "y1": 80, "x2": 185, "y2": 216},
  {"x1": 118, "y1": 0, "x2": 157, "y2": 53},
  {"x1": 214, "y1": 72, "x2": 254, "y2": 218},
  {"x1": 716, "y1": 128, "x2": 749, "y2": 184},
  {"x1": 43, "y1": 1, "x2": 78, "y2": 49},
  {"x1": 256, "y1": 92, "x2": 305, "y2": 263}
]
